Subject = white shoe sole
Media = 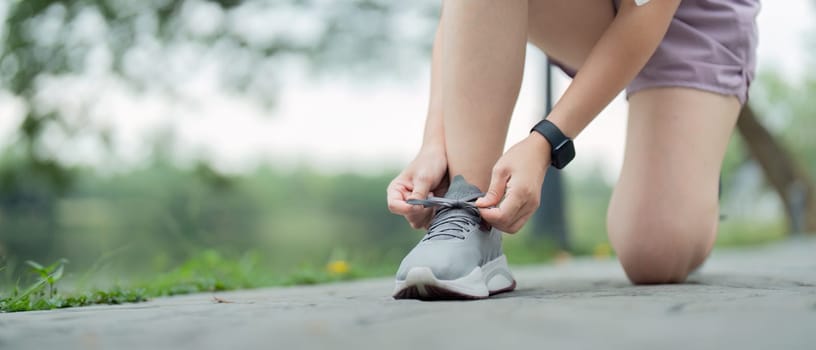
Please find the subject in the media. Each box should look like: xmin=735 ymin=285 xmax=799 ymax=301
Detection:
xmin=392 ymin=255 xmax=516 ymax=300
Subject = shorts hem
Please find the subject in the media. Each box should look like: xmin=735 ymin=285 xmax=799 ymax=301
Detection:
xmin=625 ymin=80 xmax=749 ymax=105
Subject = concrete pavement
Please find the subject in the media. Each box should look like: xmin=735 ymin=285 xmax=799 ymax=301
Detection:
xmin=1 ymin=238 xmax=814 ymax=350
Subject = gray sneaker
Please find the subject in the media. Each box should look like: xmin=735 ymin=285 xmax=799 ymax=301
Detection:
xmin=393 ymin=175 xmax=516 ymax=300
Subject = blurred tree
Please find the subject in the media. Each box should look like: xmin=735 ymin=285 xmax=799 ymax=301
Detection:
xmin=740 ymin=43 xmax=816 ymax=235
xmin=0 ymin=0 xmax=438 ymax=264
xmin=737 ymin=106 xmax=815 ymax=233
xmin=736 ymin=6 xmax=816 ymax=234
xmin=0 ymin=0 xmax=437 ymax=187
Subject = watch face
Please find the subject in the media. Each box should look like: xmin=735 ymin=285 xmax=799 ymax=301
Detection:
xmin=552 ymin=140 xmax=575 ymax=169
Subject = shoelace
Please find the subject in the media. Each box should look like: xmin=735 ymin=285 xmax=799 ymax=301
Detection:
xmin=407 ymin=194 xmax=483 ymax=240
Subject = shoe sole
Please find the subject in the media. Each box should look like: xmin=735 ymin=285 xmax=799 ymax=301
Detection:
xmin=392 ymin=255 xmax=516 ymax=301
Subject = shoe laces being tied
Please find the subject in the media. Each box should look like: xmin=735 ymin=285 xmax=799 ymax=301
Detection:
xmin=407 ymin=193 xmax=484 ymax=241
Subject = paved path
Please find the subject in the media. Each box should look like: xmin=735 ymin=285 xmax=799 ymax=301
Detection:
xmin=1 ymin=238 xmax=815 ymax=350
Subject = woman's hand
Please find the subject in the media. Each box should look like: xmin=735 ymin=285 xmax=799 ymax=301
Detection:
xmin=475 ymin=134 xmax=551 ymax=233
xmin=387 ymin=145 xmax=449 ymax=229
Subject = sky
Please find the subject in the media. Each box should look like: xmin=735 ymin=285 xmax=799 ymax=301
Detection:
xmin=0 ymin=0 xmax=813 ymax=182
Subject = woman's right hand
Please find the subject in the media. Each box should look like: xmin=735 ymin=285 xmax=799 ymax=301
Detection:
xmin=387 ymin=146 xmax=449 ymax=229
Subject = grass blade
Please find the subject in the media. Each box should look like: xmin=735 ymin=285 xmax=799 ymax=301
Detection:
xmin=25 ymin=261 xmax=44 ymax=271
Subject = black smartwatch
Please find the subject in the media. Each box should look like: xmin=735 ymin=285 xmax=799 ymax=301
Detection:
xmin=530 ymin=119 xmax=575 ymax=169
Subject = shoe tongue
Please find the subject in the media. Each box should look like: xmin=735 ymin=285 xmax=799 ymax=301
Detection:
xmin=424 ymin=175 xmax=483 ymax=241
xmin=443 ymin=175 xmax=483 ymax=201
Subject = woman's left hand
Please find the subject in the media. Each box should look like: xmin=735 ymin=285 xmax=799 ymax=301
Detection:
xmin=475 ymin=133 xmax=552 ymax=233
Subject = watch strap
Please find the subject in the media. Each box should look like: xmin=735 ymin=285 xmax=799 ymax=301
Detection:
xmin=531 ymin=119 xmax=575 ymax=169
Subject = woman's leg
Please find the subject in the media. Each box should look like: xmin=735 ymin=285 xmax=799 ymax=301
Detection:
xmin=441 ymin=0 xmax=528 ymax=190
xmin=441 ymin=0 xmax=616 ymax=191
xmin=607 ymin=88 xmax=741 ymax=284
xmin=527 ymin=0 xmax=615 ymax=70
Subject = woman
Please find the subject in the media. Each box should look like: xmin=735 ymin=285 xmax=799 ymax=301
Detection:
xmin=386 ymin=0 xmax=760 ymax=300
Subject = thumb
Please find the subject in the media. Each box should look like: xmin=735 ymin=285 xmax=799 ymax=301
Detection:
xmin=409 ymin=175 xmax=433 ymax=200
xmin=476 ymin=168 xmax=508 ymax=208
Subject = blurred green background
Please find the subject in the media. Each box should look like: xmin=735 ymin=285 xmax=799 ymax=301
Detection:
xmin=0 ymin=0 xmax=814 ymax=309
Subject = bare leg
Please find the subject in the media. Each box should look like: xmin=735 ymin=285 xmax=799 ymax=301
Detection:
xmin=607 ymin=88 xmax=740 ymax=284
xmin=527 ymin=0 xmax=614 ymax=70
xmin=439 ymin=0 xmax=616 ymax=191
xmin=441 ymin=0 xmax=528 ymax=190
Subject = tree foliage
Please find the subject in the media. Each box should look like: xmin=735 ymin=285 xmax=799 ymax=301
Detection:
xmin=0 ymin=0 xmax=436 ymax=187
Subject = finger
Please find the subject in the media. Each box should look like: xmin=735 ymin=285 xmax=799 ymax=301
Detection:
xmin=503 ymin=182 xmax=541 ymax=232
xmin=506 ymin=187 xmax=534 ymax=225
xmin=506 ymin=206 xmax=536 ymax=234
xmin=392 ymin=193 xmax=432 ymax=229
xmin=405 ymin=216 xmax=423 ymax=229
xmin=503 ymin=195 xmax=529 ymax=231
xmin=480 ymin=190 xmax=525 ymax=230
xmin=475 ymin=166 xmax=509 ymax=208
xmin=405 ymin=190 xmax=437 ymax=228
xmin=406 ymin=209 xmax=434 ymax=229
xmin=387 ymin=182 xmax=414 ymax=214
xmin=478 ymin=207 xmax=502 ymax=227
xmin=409 ymin=173 xmax=434 ymax=200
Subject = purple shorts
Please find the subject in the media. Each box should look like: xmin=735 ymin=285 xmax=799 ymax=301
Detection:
xmin=554 ymin=0 xmax=760 ymax=104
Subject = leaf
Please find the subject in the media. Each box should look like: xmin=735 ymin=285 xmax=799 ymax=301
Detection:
xmin=44 ymin=259 xmax=69 ymax=274
xmin=25 ymin=261 xmax=48 ymax=279
xmin=25 ymin=260 xmax=44 ymax=271
xmin=51 ymin=265 xmax=64 ymax=283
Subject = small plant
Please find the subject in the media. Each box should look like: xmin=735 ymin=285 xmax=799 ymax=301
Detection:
xmin=1 ymin=252 xmax=391 ymax=313
xmin=26 ymin=259 xmax=68 ymax=299
xmin=1 ymin=258 xmax=70 ymax=312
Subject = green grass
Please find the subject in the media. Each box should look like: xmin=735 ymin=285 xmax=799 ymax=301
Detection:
xmin=0 ymin=251 xmax=389 ymax=313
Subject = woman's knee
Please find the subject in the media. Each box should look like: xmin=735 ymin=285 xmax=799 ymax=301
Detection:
xmin=607 ymin=204 xmax=717 ymax=284
xmin=605 ymin=88 xmax=738 ymax=285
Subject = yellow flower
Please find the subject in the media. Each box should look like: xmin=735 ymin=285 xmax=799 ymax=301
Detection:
xmin=326 ymin=260 xmax=350 ymax=275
